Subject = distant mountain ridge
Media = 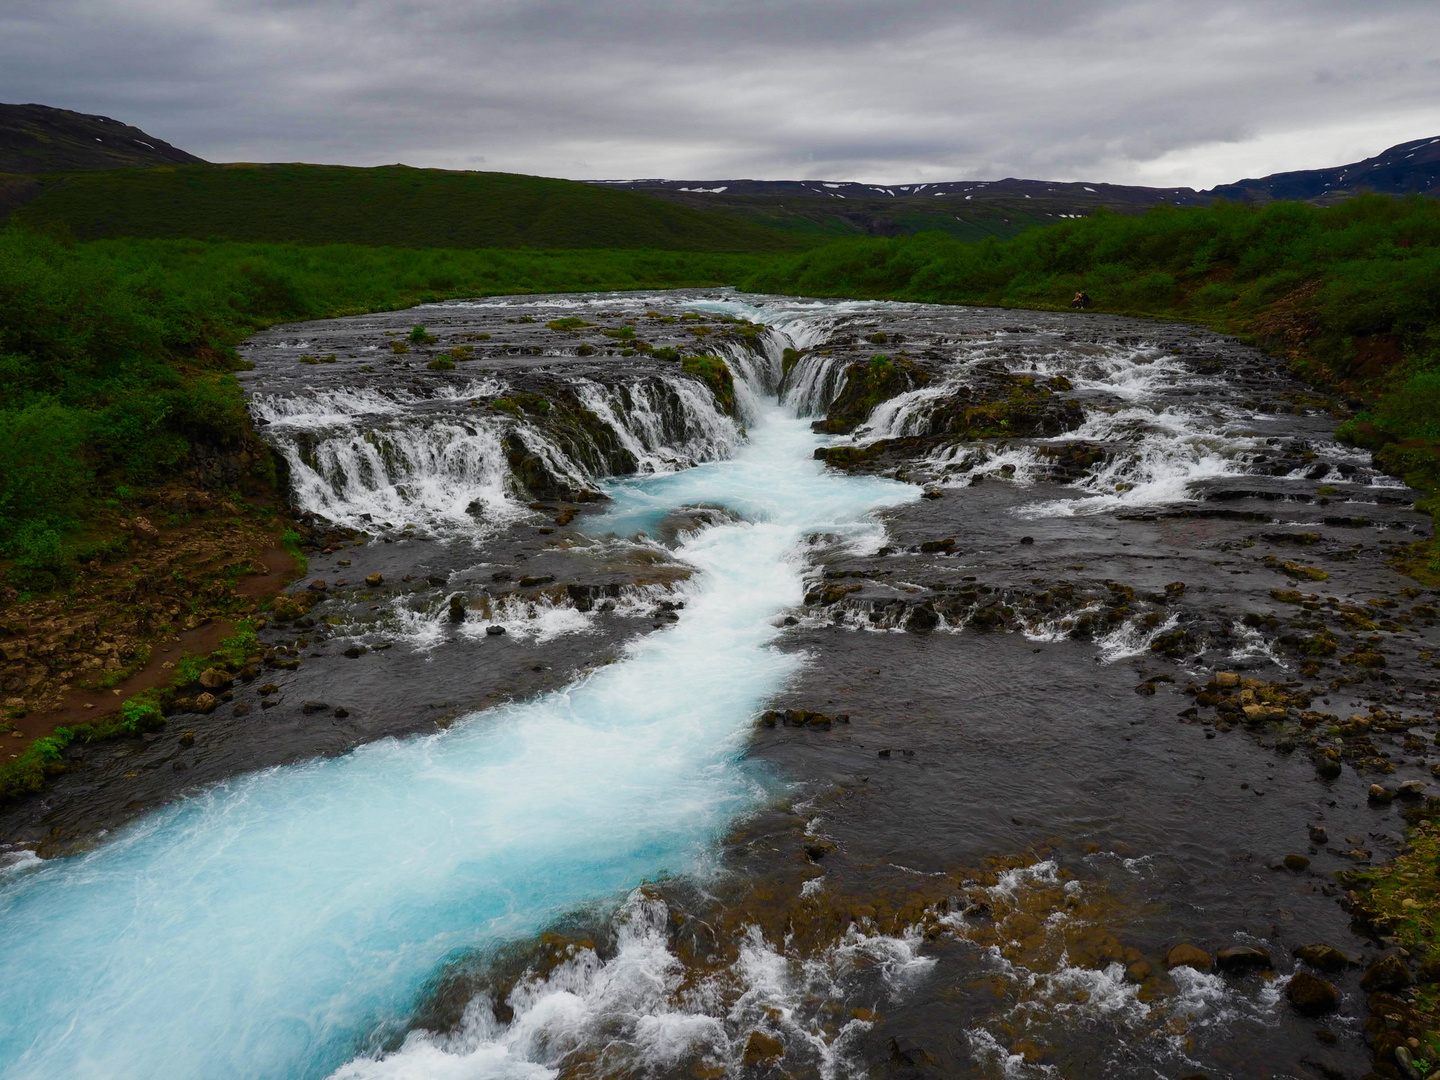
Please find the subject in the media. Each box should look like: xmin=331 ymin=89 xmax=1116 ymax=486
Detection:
xmin=0 ymin=103 xmax=205 ymax=174
xmin=2 ymin=101 xmax=1438 ymax=245
xmin=591 ymin=136 xmax=1440 ymax=239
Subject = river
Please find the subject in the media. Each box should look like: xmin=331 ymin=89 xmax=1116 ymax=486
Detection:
xmin=0 ymin=290 xmax=1433 ymax=1079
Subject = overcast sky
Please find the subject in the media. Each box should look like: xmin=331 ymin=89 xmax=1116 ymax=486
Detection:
xmin=5 ymin=0 xmax=1440 ymax=188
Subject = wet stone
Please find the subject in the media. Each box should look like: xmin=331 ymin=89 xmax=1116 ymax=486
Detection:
xmin=1361 ymin=954 xmax=1415 ymax=992
xmin=1165 ymin=943 xmax=1213 ymax=972
xmin=1215 ymin=945 xmax=1272 ymax=972
xmin=1295 ymin=944 xmax=1351 ymax=973
xmin=1287 ymin=972 xmax=1340 ymax=1016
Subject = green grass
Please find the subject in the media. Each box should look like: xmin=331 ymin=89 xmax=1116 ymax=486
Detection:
xmin=0 ymin=230 xmax=783 ymax=578
xmin=10 ymin=163 xmax=807 ymax=252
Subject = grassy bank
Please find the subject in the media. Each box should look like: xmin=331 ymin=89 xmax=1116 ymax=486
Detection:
xmin=7 ymin=163 xmax=807 ymax=252
xmin=746 ymin=194 xmax=1440 ymax=548
xmin=0 ymin=231 xmax=779 ymax=582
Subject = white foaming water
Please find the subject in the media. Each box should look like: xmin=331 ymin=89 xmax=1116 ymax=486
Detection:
xmin=0 ymin=403 xmax=916 ymax=1080
xmin=260 ymin=371 xmax=744 ymax=534
xmin=1016 ymin=406 xmax=1258 ymax=518
xmin=333 ymin=890 xmax=932 ymax=1080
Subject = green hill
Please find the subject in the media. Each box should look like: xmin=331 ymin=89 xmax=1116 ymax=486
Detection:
xmin=6 ymin=163 xmax=807 ymax=252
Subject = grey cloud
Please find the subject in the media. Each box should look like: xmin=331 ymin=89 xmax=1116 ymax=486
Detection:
xmin=4 ymin=0 xmax=1440 ymax=186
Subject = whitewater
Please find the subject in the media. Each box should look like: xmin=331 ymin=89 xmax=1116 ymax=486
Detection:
xmin=0 ymin=384 xmax=915 ymax=1078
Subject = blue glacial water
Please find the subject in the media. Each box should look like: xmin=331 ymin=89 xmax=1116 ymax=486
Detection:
xmin=0 ymin=400 xmax=915 ymax=1080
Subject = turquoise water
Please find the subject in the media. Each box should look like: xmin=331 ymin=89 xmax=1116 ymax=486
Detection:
xmin=0 ymin=402 xmax=914 ymax=1080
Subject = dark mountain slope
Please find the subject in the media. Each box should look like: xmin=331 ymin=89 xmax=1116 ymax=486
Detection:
xmin=0 ymin=103 xmax=205 ymax=174
xmin=1205 ymin=134 xmax=1440 ymax=203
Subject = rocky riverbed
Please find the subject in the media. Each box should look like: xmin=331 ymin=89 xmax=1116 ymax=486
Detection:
xmin=2 ymin=289 xmax=1438 ymax=1080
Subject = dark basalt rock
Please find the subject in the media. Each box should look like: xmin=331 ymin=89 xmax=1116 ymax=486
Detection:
xmin=1360 ymin=954 xmax=1414 ymax=992
xmin=1294 ymin=944 xmax=1350 ymax=973
xmin=1287 ymin=972 xmax=1340 ymax=1016
xmin=1215 ymin=945 xmax=1272 ymax=972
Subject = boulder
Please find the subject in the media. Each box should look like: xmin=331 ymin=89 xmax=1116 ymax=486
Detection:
xmin=1368 ymin=784 xmax=1395 ymax=804
xmin=130 ymin=516 xmax=161 ymax=545
xmin=1216 ymin=945 xmax=1272 ymax=973
xmin=1398 ymin=780 xmax=1427 ymax=799
xmin=1360 ymin=954 xmax=1414 ymax=992
xmin=905 ymin=604 xmax=940 ymax=632
xmin=1286 ymin=972 xmax=1339 ymax=1016
xmin=1214 ymin=672 xmax=1241 ymax=688
xmin=1294 ymin=944 xmax=1350 ymax=972
xmin=197 ymin=667 xmax=232 ymax=690
xmin=485 ymin=625 xmax=507 ymax=636
xmin=1164 ymin=943 xmax=1213 ymax=972
xmin=364 ymin=573 xmax=383 ymax=587
xmin=193 ymin=693 xmax=218 ymax=714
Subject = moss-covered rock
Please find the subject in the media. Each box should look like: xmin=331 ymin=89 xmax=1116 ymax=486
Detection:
xmin=680 ymin=355 xmax=736 ymax=415
xmin=816 ymin=355 xmax=930 ymax=434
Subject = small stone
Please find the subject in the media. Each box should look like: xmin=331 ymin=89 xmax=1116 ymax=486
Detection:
xmin=742 ymin=1031 xmax=784 ymax=1067
xmin=1283 ymin=854 xmax=1311 ymax=872
xmin=193 ymin=693 xmax=218 ymax=713
xmin=1126 ymin=960 xmax=1152 ymax=983
xmin=485 ymin=625 xmax=506 ymax=636
xmin=333 ymin=707 xmax=349 ymax=718
xmin=301 ymin=701 xmax=329 ymax=715
xmin=179 ymin=731 xmax=195 ymax=747
xmin=1294 ymin=944 xmax=1350 ymax=972
xmin=1214 ymin=672 xmax=1241 ymax=688
xmin=1308 ymin=825 xmax=1329 ymax=845
xmin=309 ymin=579 xmax=328 ymax=591
xmin=877 ymin=748 xmax=891 ymax=758
xmin=920 ymin=488 xmax=943 ymax=500
xmin=261 ymin=699 xmax=278 ymax=709
xmin=365 ymin=573 xmax=383 ymax=587
xmin=1164 ymin=943 xmax=1213 ymax=972
xmin=1216 ymin=945 xmax=1272 ymax=972
xmin=1370 ymin=784 xmax=1396 ymax=804
xmin=1287 ymin=972 xmax=1339 ymax=1016
xmin=343 ymin=646 xmax=364 ymax=659
xmin=448 ymin=596 xmax=467 ymax=623
xmin=258 ymin=683 xmax=280 ymax=695
xmin=1398 ymin=780 xmax=1427 ymax=799
xmin=1361 ymin=954 xmax=1414 ymax=992
xmin=1019 ymin=536 xmax=1034 ymax=545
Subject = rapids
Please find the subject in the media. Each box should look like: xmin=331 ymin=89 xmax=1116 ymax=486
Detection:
xmin=0 ymin=338 xmax=914 ymax=1078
